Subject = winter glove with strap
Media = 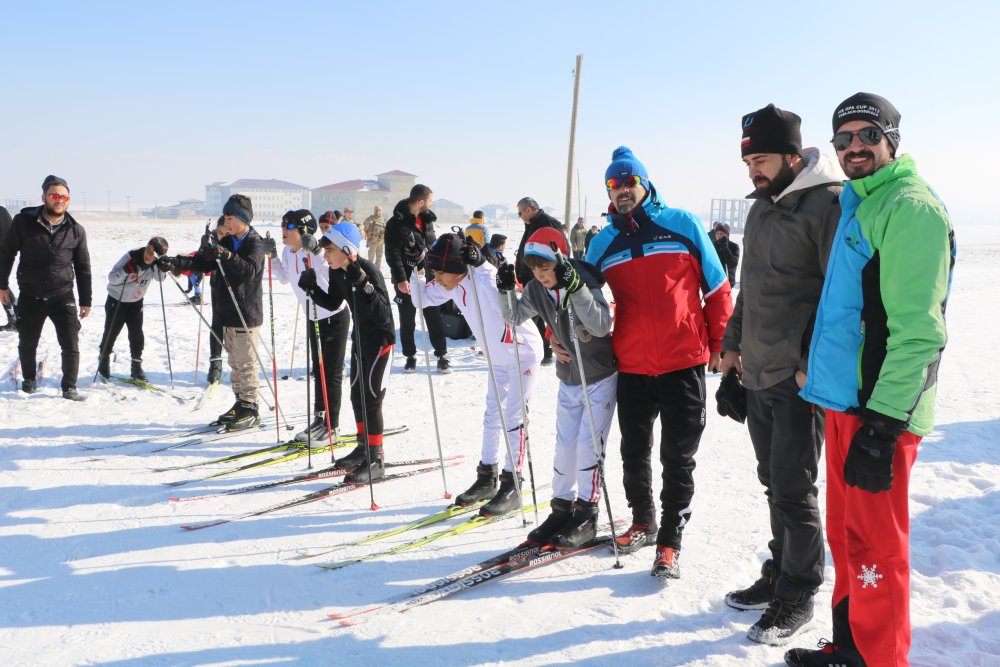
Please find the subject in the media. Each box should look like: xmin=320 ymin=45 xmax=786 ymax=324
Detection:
xmin=844 ymin=409 xmax=907 ymax=493
xmin=298 ymin=267 xmax=317 ymax=293
xmin=460 ymin=242 xmax=486 ymax=267
xmin=496 ymin=263 xmax=516 ymax=293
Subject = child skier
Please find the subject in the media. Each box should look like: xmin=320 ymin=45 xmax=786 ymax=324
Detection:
xmin=411 ymin=232 xmax=543 ymax=516
xmin=500 ymin=227 xmax=617 ymax=548
xmin=97 ymin=236 xmax=170 ymax=381
xmin=298 ymin=222 xmax=395 ymax=484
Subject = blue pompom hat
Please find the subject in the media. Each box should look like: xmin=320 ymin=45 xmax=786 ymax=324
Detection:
xmin=604 ymin=146 xmax=650 ymax=190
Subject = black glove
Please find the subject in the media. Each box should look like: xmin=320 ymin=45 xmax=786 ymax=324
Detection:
xmin=555 ymin=259 xmax=582 ymax=294
xmin=171 ymin=255 xmax=195 ymax=272
xmin=298 ymin=267 xmax=317 ymax=292
xmin=715 ymin=368 xmax=747 ymax=423
xmin=844 ymin=410 xmax=907 ymax=493
xmin=460 ymin=242 xmax=485 ymax=267
xmin=262 ymin=236 xmax=278 ymax=259
xmin=496 ymin=263 xmax=516 ymax=293
xmin=345 ymin=260 xmax=366 ymax=286
xmin=156 ymin=255 xmax=175 ymax=272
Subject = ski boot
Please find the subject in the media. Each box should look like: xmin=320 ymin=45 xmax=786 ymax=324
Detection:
xmin=403 ymin=356 xmax=417 ymax=373
xmin=479 ymin=470 xmax=523 ymax=517
xmin=523 ymin=497 xmax=573 ymax=545
xmin=550 ymin=499 xmax=598 ymax=550
xmin=454 ymin=462 xmax=498 ymax=506
xmin=227 ymin=400 xmax=260 ymax=431
xmin=130 ymin=358 xmax=147 ymax=382
xmin=335 ymin=444 xmax=370 ymax=470
xmin=63 ymin=387 xmax=86 ymax=402
xmin=295 ymin=413 xmax=336 ymax=448
xmin=22 ymin=378 xmax=36 ymax=394
xmin=97 ymin=354 xmax=111 ymax=380
xmin=345 ymin=446 xmax=384 ymax=484
xmin=214 ymin=400 xmax=241 ymax=426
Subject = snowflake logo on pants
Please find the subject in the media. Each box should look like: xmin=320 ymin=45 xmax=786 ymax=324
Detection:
xmin=857 ymin=563 xmax=884 ymax=589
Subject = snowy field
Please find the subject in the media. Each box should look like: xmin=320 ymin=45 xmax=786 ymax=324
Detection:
xmin=1 ymin=217 xmax=997 ymax=667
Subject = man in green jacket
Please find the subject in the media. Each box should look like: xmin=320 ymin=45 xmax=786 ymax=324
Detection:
xmin=721 ymin=103 xmax=843 ymax=647
xmin=787 ymin=94 xmax=955 ymax=667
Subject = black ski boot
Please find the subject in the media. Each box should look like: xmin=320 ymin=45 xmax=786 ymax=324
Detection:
xmin=479 ymin=470 xmax=523 ymax=517
xmin=130 ymin=358 xmax=147 ymax=382
xmin=550 ymin=499 xmax=598 ymax=550
xmin=63 ymin=387 xmax=86 ymax=402
xmin=215 ymin=400 xmax=241 ymax=426
xmin=748 ymin=592 xmax=814 ymax=646
xmin=523 ymin=497 xmax=573 ymax=545
xmin=725 ymin=560 xmax=777 ymax=610
xmin=784 ymin=640 xmax=863 ymax=667
xmin=227 ymin=400 xmax=260 ymax=431
xmin=97 ymin=354 xmax=111 ymax=379
xmin=295 ymin=413 xmax=333 ymax=446
xmin=403 ymin=356 xmax=417 ymax=373
xmin=207 ymin=357 xmax=223 ymax=384
xmin=22 ymin=378 xmax=36 ymax=394
xmin=345 ymin=446 xmax=384 ymax=483
xmin=335 ymin=444 xmax=370 ymax=470
xmin=454 ymin=462 xmax=499 ymax=506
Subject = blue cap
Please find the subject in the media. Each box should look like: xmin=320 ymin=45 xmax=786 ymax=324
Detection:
xmin=321 ymin=221 xmax=362 ymax=255
xmin=604 ymin=146 xmax=649 ymax=189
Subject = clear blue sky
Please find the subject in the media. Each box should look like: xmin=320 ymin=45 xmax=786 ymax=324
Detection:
xmin=3 ymin=0 xmax=997 ymax=224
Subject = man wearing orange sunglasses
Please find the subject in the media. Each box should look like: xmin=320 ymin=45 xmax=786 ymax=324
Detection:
xmin=585 ymin=147 xmax=733 ymax=579
xmin=0 ymin=174 xmax=92 ymax=400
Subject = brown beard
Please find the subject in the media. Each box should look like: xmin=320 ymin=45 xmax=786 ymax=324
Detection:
xmin=754 ymin=160 xmax=797 ymax=198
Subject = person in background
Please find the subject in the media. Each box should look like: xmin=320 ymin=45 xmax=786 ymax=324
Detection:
xmin=584 ymin=225 xmax=600 ymax=253
xmin=97 ymin=236 xmax=170 ymax=382
xmin=0 ymin=205 xmax=16 ymax=332
xmin=0 ymin=175 xmax=92 ymax=400
xmin=712 ymin=222 xmax=740 ymax=287
xmin=363 ymin=205 xmax=386 ymax=268
xmin=465 ymin=210 xmax=490 ymax=248
xmin=513 ymin=197 xmax=563 ymax=366
xmin=344 ymin=207 xmax=361 ymax=240
xmin=787 ymin=93 xmax=955 ymax=667
xmin=318 ymin=211 xmax=337 ymax=235
xmin=570 ymin=217 xmax=588 ymax=259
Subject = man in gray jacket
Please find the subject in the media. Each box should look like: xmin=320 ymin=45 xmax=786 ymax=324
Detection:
xmin=720 ymin=104 xmax=843 ymax=646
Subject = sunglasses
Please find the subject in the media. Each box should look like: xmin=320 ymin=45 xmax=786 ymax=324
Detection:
xmin=606 ymin=175 xmax=642 ymax=190
xmin=831 ymin=126 xmax=885 ymax=151
xmin=284 ymin=222 xmax=301 ymax=230
xmin=47 ymin=193 xmax=70 ymax=203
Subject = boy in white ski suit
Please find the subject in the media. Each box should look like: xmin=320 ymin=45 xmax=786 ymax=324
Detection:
xmin=411 ymin=232 xmax=543 ymax=516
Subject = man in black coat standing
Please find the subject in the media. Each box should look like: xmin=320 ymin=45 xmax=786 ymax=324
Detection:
xmin=513 ymin=197 xmax=563 ymax=365
xmin=0 ymin=175 xmax=92 ymax=399
xmin=383 ymin=183 xmax=451 ymax=374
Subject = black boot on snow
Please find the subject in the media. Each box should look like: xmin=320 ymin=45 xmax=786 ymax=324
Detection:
xmin=214 ymin=400 xmax=241 ymax=426
xmin=550 ymin=499 xmax=598 ymax=550
xmin=335 ymin=444 xmax=370 ymax=470
xmin=227 ymin=400 xmax=260 ymax=431
xmin=97 ymin=354 xmax=111 ymax=379
xmin=455 ymin=462 xmax=499 ymax=506
xmin=206 ymin=358 xmax=223 ymax=385
xmin=725 ymin=560 xmax=777 ymax=610
xmin=479 ymin=470 xmax=523 ymax=517
xmin=523 ymin=497 xmax=573 ymax=545
xmin=130 ymin=358 xmax=147 ymax=382
xmin=747 ymin=592 xmax=814 ymax=646
xmin=22 ymin=378 xmax=37 ymax=394
xmin=345 ymin=447 xmax=384 ymax=484
xmin=784 ymin=640 xmax=863 ymax=667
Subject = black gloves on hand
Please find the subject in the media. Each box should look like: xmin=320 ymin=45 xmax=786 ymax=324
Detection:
xmin=844 ymin=410 xmax=907 ymax=493
xmin=460 ymin=242 xmax=486 ymax=267
xmin=496 ymin=263 xmax=516 ymax=293
xmin=345 ymin=260 xmax=366 ymax=286
xmin=298 ymin=267 xmax=317 ymax=292
xmin=262 ymin=236 xmax=278 ymax=259
xmin=403 ymin=232 xmax=425 ymax=268
xmin=156 ymin=255 xmax=175 ymax=272
xmin=555 ymin=259 xmax=582 ymax=294
xmin=715 ymin=368 xmax=747 ymax=423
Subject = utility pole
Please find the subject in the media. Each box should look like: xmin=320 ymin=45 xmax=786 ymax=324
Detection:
xmin=564 ymin=54 xmax=583 ymax=233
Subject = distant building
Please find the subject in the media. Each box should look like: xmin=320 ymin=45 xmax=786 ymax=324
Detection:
xmin=311 ymin=170 xmax=417 ymax=218
xmin=205 ymin=179 xmax=310 ymax=221
xmin=478 ymin=203 xmax=510 ymax=223
xmin=709 ymin=198 xmax=751 ymax=232
xmin=144 ymin=199 xmax=205 ymax=219
xmin=2 ymin=198 xmax=32 ymax=213
xmin=432 ymin=198 xmax=466 ymax=228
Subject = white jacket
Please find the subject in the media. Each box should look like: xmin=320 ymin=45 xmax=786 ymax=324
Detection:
xmin=271 ymin=245 xmax=345 ymax=319
xmin=412 ymin=263 xmax=543 ymax=367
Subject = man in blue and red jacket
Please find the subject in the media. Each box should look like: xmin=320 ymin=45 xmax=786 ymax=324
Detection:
xmin=586 ymin=146 xmax=733 ymax=578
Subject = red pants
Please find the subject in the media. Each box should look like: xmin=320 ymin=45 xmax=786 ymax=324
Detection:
xmin=826 ymin=410 xmax=921 ymax=667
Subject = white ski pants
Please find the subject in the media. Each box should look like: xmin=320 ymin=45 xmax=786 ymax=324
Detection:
xmin=481 ymin=362 xmax=537 ymax=473
xmin=552 ymin=373 xmax=618 ymax=503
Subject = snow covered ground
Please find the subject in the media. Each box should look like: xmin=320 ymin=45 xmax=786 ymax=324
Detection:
xmin=1 ymin=217 xmax=997 ymax=667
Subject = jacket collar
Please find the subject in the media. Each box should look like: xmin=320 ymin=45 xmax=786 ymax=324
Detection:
xmin=847 ymin=154 xmax=917 ymax=200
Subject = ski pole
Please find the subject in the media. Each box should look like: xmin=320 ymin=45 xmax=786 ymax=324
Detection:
xmin=305 ymin=291 xmax=313 ymax=470
xmin=194 ymin=278 xmax=203 ymax=385
xmin=157 ymin=268 xmax=175 ymax=389
xmin=551 ymin=243 xmax=623 ymax=569
xmin=503 ymin=288 xmax=539 ymax=523
xmin=303 ymin=248 xmax=336 ymax=462
xmin=93 ymin=276 xmax=129 ymax=384
xmin=408 ymin=236 xmax=451 ymax=500
xmin=350 ymin=281 xmax=379 ymax=511
xmin=266 ymin=234 xmax=279 ymax=444
xmin=461 ymin=260 xmax=528 ymax=526
xmin=285 ymin=305 xmax=299 ymax=380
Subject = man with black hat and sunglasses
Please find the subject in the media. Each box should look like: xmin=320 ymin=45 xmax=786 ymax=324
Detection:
xmin=0 ymin=175 xmax=92 ymax=400
xmin=97 ymin=236 xmax=170 ymax=382
xmin=719 ymin=104 xmax=844 ymax=648
xmin=268 ymin=209 xmax=350 ymax=444
xmin=786 ymin=94 xmax=955 ymax=667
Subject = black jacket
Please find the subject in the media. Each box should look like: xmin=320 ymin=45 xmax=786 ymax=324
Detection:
xmin=0 ymin=206 xmax=92 ymax=306
xmin=383 ymin=199 xmax=438 ymax=287
xmin=307 ymin=257 xmax=395 ymax=348
xmin=713 ymin=236 xmax=740 ymax=286
xmin=514 ymin=209 xmax=564 ymax=286
xmin=189 ymin=227 xmax=265 ymax=327
xmin=0 ymin=206 xmax=12 ymax=243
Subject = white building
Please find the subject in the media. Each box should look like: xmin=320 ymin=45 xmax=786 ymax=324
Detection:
xmin=205 ymin=179 xmax=310 ymax=221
